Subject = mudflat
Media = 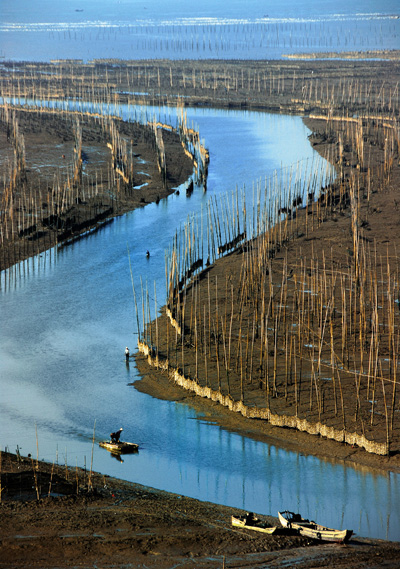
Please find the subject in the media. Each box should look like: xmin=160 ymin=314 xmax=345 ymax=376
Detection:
xmin=1 ymin=451 xmax=400 ymax=569
xmin=1 ymin=56 xmax=400 ymax=566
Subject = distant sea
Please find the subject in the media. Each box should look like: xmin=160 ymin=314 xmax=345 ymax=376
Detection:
xmin=0 ymin=0 xmax=399 ymax=62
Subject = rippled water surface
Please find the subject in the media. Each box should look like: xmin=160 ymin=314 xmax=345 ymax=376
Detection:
xmin=1 ymin=104 xmax=399 ymax=542
xmin=1 ymin=0 xmax=400 ymax=542
xmin=0 ymin=0 xmax=399 ymax=61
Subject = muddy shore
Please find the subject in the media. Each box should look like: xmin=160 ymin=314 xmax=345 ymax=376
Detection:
xmin=1 ymin=450 xmax=400 ymax=569
xmin=2 ymin=57 xmax=399 ymax=270
xmin=0 ymin=107 xmax=195 ymax=271
xmin=1 ymin=57 xmax=400 ymax=566
xmin=134 ymin=108 xmax=400 ymax=474
xmin=134 ymin=351 xmax=400 ymax=476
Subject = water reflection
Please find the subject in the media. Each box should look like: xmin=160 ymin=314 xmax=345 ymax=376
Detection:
xmin=0 ymin=107 xmax=399 ymax=541
xmin=121 ymin=410 xmax=399 ymax=541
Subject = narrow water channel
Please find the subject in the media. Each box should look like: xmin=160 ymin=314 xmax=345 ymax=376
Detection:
xmin=1 ymin=106 xmax=399 ymax=541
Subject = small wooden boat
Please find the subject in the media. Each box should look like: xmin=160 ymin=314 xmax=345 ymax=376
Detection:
xmin=231 ymin=513 xmax=277 ymax=534
xmin=99 ymin=440 xmax=139 ymax=454
xmin=278 ymin=511 xmax=352 ymax=543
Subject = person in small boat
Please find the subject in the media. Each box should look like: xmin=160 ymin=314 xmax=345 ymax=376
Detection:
xmin=110 ymin=427 xmax=123 ymax=444
xmin=125 ymin=346 xmax=130 ymax=361
xmin=245 ymin=512 xmax=255 ymax=525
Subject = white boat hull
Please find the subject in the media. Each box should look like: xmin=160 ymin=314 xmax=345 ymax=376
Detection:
xmin=278 ymin=511 xmax=352 ymax=543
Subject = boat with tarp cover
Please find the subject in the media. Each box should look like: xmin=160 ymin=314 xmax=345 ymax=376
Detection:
xmin=231 ymin=512 xmax=277 ymax=534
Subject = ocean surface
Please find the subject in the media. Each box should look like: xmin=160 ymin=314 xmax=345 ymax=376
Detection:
xmin=0 ymin=0 xmax=399 ymax=62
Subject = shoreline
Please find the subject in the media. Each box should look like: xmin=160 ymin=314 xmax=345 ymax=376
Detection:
xmin=1 ymin=56 xmax=400 ymax=567
xmin=2 ymin=58 xmax=400 ymax=473
xmin=0 ymin=105 xmax=196 ymax=272
xmin=131 ymin=109 xmax=400 ymax=474
xmin=2 ymin=450 xmax=400 ymax=568
xmin=133 ymin=352 xmax=400 ymax=475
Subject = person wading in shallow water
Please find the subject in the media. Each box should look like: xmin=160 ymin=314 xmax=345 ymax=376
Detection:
xmin=125 ymin=346 xmax=130 ymax=361
xmin=110 ymin=428 xmax=123 ymax=444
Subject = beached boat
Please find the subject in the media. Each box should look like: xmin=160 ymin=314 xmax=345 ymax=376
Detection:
xmin=99 ymin=440 xmax=139 ymax=454
xmin=278 ymin=511 xmax=353 ymax=543
xmin=231 ymin=513 xmax=277 ymax=534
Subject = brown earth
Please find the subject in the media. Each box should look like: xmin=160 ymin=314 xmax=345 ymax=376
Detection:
xmin=1 ymin=57 xmax=400 ymax=567
xmin=1 ymin=451 xmax=400 ymax=569
xmin=2 ymin=58 xmax=399 ymax=274
xmin=134 ymin=111 xmax=400 ymax=473
xmin=2 ymin=58 xmax=399 ymax=116
xmin=0 ymin=107 xmax=194 ymax=271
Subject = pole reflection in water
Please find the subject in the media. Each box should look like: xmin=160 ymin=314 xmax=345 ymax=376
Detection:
xmin=0 ymin=107 xmax=399 ymax=542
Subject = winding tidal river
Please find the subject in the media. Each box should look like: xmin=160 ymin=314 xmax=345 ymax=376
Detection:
xmin=1 ymin=106 xmax=399 ymax=542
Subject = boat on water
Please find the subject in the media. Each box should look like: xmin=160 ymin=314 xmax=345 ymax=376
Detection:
xmin=99 ymin=440 xmax=139 ymax=454
xmin=278 ymin=511 xmax=353 ymax=543
xmin=231 ymin=513 xmax=277 ymax=534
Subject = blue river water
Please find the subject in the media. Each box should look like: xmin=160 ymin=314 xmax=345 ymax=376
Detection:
xmin=1 ymin=0 xmax=400 ymax=544
xmin=0 ymin=103 xmax=399 ymax=542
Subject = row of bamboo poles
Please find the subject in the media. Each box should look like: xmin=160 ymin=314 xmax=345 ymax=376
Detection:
xmin=137 ymin=111 xmax=399 ymax=455
xmin=0 ymin=107 xmax=116 ymax=260
xmin=0 ymin=97 xmax=205 ymax=271
xmin=1 ymin=61 xmax=399 ymax=453
xmin=47 ymin=17 xmax=395 ymax=56
xmin=1 ymin=60 xmax=398 ymax=117
xmin=44 ymin=15 xmax=396 ymax=57
xmin=0 ymin=63 xmax=396 ymax=209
